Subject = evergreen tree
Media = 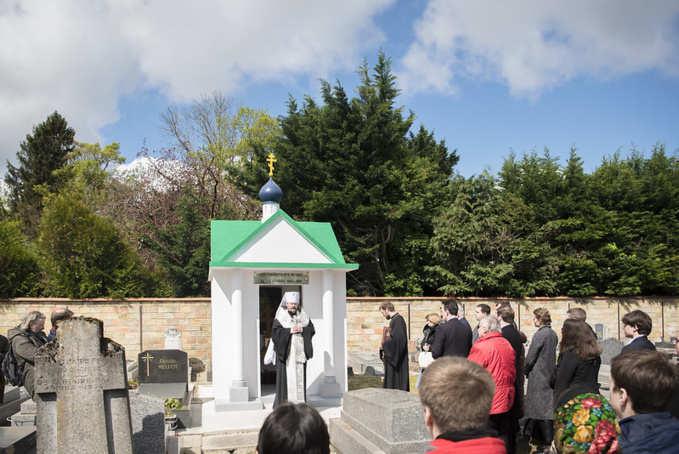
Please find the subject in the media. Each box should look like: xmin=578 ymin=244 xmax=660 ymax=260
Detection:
xmin=39 ymin=189 xmax=166 ymax=298
xmin=142 ymin=189 xmax=211 ymax=297
xmin=4 ymin=112 xmax=75 ymax=234
xmin=234 ymin=52 xmax=457 ymax=296
xmin=0 ymin=220 xmax=42 ymax=297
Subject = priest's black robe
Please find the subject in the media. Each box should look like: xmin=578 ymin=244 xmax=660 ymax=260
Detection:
xmin=382 ymin=313 xmax=409 ymax=391
xmin=271 ymin=318 xmax=315 ymax=408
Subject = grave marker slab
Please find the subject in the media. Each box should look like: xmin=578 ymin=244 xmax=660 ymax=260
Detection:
xmin=329 ymin=388 xmax=429 ymax=454
xmin=34 ymin=317 xmax=133 ymax=454
xmin=138 ymin=350 xmax=188 ymax=399
xmin=599 ymin=338 xmax=624 ymax=365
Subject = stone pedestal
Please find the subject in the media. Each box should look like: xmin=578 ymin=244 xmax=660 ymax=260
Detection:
xmin=329 ymin=388 xmax=429 ymax=454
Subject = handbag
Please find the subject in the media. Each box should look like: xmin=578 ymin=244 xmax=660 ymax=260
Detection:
xmin=264 ymin=340 xmax=276 ymax=365
xmin=418 ymin=351 xmax=434 ymax=369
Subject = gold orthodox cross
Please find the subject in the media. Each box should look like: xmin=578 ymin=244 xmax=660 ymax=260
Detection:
xmin=266 ymin=153 xmax=276 ymax=176
xmin=142 ymin=352 xmax=154 ymax=376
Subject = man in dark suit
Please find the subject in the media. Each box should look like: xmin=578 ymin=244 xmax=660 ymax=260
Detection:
xmin=497 ymin=306 xmax=524 ymax=454
xmin=431 ymin=299 xmax=472 ymax=359
xmin=621 ymin=310 xmax=656 ymax=351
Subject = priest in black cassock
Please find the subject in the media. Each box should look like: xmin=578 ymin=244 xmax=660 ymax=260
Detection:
xmin=379 ymin=301 xmax=409 ymax=391
xmin=271 ymin=291 xmax=315 ymax=408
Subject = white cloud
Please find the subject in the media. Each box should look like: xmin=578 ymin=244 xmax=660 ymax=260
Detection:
xmin=399 ymin=0 xmax=679 ymax=97
xmin=0 ymin=0 xmax=393 ymax=173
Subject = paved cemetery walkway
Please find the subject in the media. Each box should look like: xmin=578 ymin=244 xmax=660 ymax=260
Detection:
xmin=175 ymin=384 xmax=341 ymax=453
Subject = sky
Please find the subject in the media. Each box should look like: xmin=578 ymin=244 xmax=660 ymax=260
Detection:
xmin=1 ymin=0 xmax=679 ymax=178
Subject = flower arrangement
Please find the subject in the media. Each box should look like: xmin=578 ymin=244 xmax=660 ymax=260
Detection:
xmin=554 ymin=393 xmax=621 ymax=453
xmin=164 ymin=398 xmax=184 ymax=417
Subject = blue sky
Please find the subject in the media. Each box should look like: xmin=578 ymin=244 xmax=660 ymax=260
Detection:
xmin=2 ymin=0 xmax=678 ymax=178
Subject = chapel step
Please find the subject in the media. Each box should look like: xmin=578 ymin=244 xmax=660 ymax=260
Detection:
xmin=185 ymin=429 xmax=259 ymax=453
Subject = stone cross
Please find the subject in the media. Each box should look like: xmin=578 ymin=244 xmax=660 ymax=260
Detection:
xmin=34 ymin=317 xmax=133 ymax=453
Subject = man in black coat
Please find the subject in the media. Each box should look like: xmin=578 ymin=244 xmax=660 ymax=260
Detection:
xmin=431 ymin=299 xmax=472 ymax=359
xmin=498 ymin=306 xmax=525 ymax=454
xmin=379 ymin=301 xmax=409 ymax=391
xmin=621 ymin=310 xmax=656 ymax=351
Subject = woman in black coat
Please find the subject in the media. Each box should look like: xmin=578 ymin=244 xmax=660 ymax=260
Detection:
xmin=550 ymin=318 xmax=602 ymax=409
xmin=415 ymin=313 xmax=440 ymax=388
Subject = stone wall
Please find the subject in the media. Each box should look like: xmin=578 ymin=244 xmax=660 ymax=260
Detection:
xmin=347 ymin=296 xmax=679 ymax=354
xmin=2 ymin=296 xmax=678 ymax=374
xmin=0 ymin=298 xmax=212 ymax=376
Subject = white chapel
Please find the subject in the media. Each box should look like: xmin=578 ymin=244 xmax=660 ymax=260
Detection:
xmin=209 ymin=166 xmax=358 ymax=410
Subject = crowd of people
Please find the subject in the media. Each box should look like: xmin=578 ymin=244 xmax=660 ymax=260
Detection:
xmin=409 ymin=301 xmax=679 ymax=453
xmin=5 ymin=300 xmax=679 ymax=454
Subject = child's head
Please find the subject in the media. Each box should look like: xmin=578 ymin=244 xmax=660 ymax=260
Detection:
xmin=256 ymin=402 xmax=330 ymax=454
xmin=610 ymin=349 xmax=679 ymax=418
xmin=621 ymin=309 xmax=653 ymax=337
xmin=419 ymin=357 xmax=495 ymax=438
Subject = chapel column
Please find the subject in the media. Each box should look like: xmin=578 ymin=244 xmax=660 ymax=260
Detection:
xmin=320 ymin=270 xmax=341 ymax=398
xmin=229 ymin=270 xmax=248 ymax=402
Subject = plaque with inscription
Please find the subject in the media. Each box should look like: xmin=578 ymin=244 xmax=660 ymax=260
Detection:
xmin=138 ymin=350 xmax=188 ymax=384
xmin=138 ymin=350 xmax=189 ymax=400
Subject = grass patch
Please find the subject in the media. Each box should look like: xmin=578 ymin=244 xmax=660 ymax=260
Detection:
xmin=347 ymin=372 xmax=420 ymax=394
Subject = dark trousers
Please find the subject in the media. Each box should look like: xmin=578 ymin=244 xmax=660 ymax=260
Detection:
xmin=488 ymin=411 xmax=514 ymax=454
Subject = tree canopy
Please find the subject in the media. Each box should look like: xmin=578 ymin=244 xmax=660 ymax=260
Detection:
xmin=235 ymin=52 xmax=458 ymax=295
xmin=4 ymin=111 xmax=75 ymax=235
xmin=430 ymin=145 xmax=679 ymax=297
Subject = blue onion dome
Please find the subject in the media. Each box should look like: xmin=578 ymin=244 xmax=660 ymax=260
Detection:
xmin=259 ymin=177 xmax=283 ymax=203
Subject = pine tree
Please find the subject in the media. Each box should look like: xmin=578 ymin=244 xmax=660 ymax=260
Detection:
xmin=4 ymin=111 xmax=75 ymax=234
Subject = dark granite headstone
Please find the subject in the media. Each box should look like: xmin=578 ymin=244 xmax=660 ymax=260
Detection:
xmin=138 ymin=350 xmax=188 ymax=399
xmin=34 ymin=317 xmax=133 ymax=453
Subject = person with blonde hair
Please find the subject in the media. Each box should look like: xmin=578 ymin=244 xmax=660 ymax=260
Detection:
xmin=416 ymin=312 xmax=441 ymax=388
xmin=419 ymin=357 xmax=506 ymax=453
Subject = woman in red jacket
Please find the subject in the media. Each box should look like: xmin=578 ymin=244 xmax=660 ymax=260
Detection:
xmin=468 ymin=315 xmax=516 ymax=453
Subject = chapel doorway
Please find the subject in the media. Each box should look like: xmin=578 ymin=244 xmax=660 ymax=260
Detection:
xmin=259 ymin=286 xmax=281 ymax=389
xmin=259 ymin=285 xmax=302 ymax=391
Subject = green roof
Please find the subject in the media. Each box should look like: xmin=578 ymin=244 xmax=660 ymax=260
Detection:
xmin=210 ymin=210 xmax=358 ymax=270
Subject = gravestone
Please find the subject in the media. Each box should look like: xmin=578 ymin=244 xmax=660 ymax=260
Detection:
xmin=10 ymin=399 xmax=37 ymax=427
xmin=138 ymin=349 xmax=193 ymax=429
xmin=1 ymin=385 xmax=29 ymax=426
xmin=164 ymin=328 xmax=183 ymax=350
xmin=329 ymin=388 xmax=429 ymax=454
xmin=599 ymin=338 xmax=624 ymax=365
xmin=138 ymin=349 xmax=188 ymax=399
xmin=34 ymin=317 xmax=133 ymax=453
xmin=129 ymin=392 xmax=165 ymax=454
